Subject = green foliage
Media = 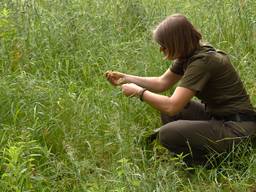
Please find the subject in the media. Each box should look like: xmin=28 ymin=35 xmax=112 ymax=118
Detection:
xmin=1 ymin=141 xmax=41 ymax=191
xmin=0 ymin=0 xmax=255 ymax=191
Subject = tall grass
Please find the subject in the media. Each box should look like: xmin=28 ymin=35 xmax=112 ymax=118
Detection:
xmin=0 ymin=0 xmax=255 ymax=191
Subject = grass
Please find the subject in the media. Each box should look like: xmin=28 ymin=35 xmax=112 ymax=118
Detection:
xmin=0 ymin=0 xmax=256 ymax=191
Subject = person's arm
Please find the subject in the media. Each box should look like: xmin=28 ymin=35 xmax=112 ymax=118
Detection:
xmin=121 ymin=84 xmax=195 ymax=116
xmin=141 ymin=87 xmax=195 ymax=116
xmin=105 ymin=69 xmax=182 ymax=93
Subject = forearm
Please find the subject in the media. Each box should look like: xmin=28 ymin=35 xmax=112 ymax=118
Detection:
xmin=124 ymin=75 xmax=166 ymax=93
xmin=121 ymin=84 xmax=194 ymax=116
xmin=141 ymin=90 xmax=179 ymax=116
xmin=106 ymin=69 xmax=181 ymax=92
xmin=140 ymin=87 xmax=194 ymax=116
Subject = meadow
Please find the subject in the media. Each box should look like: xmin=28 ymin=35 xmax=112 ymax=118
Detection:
xmin=0 ymin=0 xmax=256 ymax=191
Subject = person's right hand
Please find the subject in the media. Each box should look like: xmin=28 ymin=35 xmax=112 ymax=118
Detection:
xmin=105 ymin=71 xmax=127 ymax=86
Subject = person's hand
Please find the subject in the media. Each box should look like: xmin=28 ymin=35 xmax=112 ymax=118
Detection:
xmin=121 ymin=83 xmax=144 ymax=97
xmin=105 ymin=71 xmax=126 ymax=86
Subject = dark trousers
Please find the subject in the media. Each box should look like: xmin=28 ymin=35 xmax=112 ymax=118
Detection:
xmin=158 ymin=101 xmax=256 ymax=164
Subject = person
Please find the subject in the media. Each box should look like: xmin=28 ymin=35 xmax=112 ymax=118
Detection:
xmin=105 ymin=13 xmax=256 ymax=166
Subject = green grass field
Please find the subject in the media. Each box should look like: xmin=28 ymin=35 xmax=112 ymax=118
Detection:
xmin=0 ymin=0 xmax=256 ymax=191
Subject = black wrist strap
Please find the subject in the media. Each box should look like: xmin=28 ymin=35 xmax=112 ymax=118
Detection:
xmin=139 ymin=89 xmax=147 ymax=101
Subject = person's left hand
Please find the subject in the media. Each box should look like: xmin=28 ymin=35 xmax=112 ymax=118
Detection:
xmin=121 ymin=83 xmax=144 ymax=97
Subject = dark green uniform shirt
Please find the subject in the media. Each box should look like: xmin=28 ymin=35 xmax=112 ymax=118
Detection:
xmin=171 ymin=45 xmax=254 ymax=116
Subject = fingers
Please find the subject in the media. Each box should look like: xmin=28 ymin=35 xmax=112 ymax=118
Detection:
xmin=105 ymin=70 xmax=117 ymax=79
xmin=121 ymin=83 xmax=143 ymax=97
xmin=121 ymin=83 xmax=132 ymax=97
xmin=116 ymin=77 xmax=125 ymax=85
xmin=105 ymin=71 xmax=123 ymax=78
xmin=105 ymin=70 xmax=113 ymax=79
xmin=104 ymin=70 xmax=125 ymax=86
xmin=105 ymin=71 xmax=115 ymax=85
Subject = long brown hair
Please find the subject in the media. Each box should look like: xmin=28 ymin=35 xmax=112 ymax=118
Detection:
xmin=153 ymin=14 xmax=202 ymax=60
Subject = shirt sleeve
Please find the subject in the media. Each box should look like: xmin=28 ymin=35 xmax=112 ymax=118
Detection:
xmin=170 ymin=60 xmax=184 ymax=75
xmin=178 ymin=60 xmax=211 ymax=92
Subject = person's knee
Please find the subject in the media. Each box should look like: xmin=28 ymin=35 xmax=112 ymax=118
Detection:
xmin=159 ymin=125 xmax=180 ymax=148
xmin=158 ymin=127 xmax=168 ymax=146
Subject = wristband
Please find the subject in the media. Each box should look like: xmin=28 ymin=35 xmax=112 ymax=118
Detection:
xmin=139 ymin=88 xmax=147 ymax=101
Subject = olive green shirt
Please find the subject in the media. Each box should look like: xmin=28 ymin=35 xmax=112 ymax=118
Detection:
xmin=171 ymin=45 xmax=254 ymax=116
